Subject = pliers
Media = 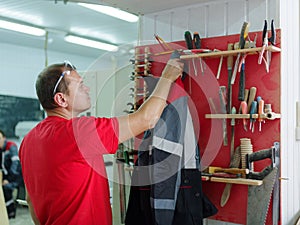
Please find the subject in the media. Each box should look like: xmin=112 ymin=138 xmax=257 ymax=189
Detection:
xmin=258 ymin=19 xmax=276 ymax=73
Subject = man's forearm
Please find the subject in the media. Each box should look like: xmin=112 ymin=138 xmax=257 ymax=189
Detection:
xmin=138 ymin=77 xmax=173 ymax=123
xmin=117 ymin=59 xmax=183 ymax=143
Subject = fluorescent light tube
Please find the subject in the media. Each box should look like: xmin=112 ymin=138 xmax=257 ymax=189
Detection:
xmin=0 ymin=20 xmax=45 ymax=36
xmin=64 ymin=35 xmax=119 ymax=52
xmin=78 ymin=3 xmax=139 ymax=23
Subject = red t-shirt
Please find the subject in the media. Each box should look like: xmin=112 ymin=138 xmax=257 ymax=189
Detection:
xmin=19 ymin=116 xmax=119 ymax=225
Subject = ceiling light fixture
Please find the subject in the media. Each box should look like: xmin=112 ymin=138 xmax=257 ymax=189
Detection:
xmin=64 ymin=35 xmax=119 ymax=52
xmin=0 ymin=19 xmax=46 ymax=36
xmin=77 ymin=3 xmax=139 ymax=23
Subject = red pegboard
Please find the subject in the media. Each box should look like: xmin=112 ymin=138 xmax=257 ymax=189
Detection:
xmin=135 ymin=29 xmax=281 ymax=225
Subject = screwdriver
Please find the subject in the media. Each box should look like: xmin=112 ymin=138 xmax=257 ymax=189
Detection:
xmin=184 ymin=31 xmax=197 ymax=75
xmin=257 ymin=96 xmax=265 ymax=131
xmin=240 ymin=101 xmax=248 ymax=131
xmin=193 ymin=32 xmax=204 ymax=75
xmin=249 ymin=100 xmax=258 ymax=132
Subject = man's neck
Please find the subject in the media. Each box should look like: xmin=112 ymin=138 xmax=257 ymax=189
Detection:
xmin=46 ymin=108 xmax=79 ymax=119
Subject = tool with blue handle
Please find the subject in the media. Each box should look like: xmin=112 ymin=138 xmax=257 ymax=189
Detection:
xmin=249 ymin=100 xmax=257 ymax=132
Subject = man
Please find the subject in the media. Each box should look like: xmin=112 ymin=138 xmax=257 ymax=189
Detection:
xmin=19 ymin=59 xmax=183 ymax=225
xmin=0 ymin=129 xmax=22 ymax=219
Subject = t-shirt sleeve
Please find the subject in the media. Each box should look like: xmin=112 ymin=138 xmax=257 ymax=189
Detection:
xmin=95 ymin=117 xmax=119 ymax=154
xmin=72 ymin=116 xmax=119 ymax=155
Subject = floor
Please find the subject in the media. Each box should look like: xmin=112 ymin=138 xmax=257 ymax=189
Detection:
xmin=9 ymin=205 xmax=33 ymax=225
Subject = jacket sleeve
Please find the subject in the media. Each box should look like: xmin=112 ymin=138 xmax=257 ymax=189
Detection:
xmin=7 ymin=145 xmax=22 ymax=182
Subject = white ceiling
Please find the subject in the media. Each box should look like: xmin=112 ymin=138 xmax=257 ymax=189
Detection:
xmin=0 ymin=0 xmax=210 ymax=58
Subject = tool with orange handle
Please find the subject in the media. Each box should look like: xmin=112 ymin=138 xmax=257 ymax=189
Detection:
xmin=240 ymin=101 xmax=248 ymax=131
xmin=257 ymin=96 xmax=265 ymax=131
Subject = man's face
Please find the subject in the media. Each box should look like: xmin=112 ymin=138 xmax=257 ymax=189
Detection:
xmin=65 ymin=71 xmax=91 ymax=115
xmin=0 ymin=133 xmax=5 ymax=149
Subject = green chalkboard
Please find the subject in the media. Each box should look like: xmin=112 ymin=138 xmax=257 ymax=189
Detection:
xmin=0 ymin=95 xmax=44 ymax=138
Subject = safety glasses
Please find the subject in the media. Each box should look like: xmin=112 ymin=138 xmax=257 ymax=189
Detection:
xmin=53 ymin=60 xmax=76 ymax=95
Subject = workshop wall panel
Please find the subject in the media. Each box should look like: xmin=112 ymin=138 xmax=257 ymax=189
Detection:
xmin=138 ymin=1 xmax=292 ymax=225
xmin=133 ymin=29 xmax=281 ymax=225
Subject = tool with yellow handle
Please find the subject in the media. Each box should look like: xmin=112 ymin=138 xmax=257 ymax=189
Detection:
xmin=208 ymin=166 xmax=249 ymax=175
xmin=231 ymin=21 xmax=249 ymax=85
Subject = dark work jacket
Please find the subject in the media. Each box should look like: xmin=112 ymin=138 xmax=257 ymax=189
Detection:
xmin=125 ymin=79 xmax=217 ymax=225
xmin=1 ymin=140 xmax=23 ymax=189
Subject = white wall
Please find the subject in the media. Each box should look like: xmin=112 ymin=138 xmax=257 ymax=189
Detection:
xmin=141 ymin=0 xmax=278 ymax=42
xmin=0 ymin=42 xmax=97 ymax=99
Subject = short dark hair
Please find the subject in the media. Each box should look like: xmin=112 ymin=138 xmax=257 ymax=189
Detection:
xmin=35 ymin=63 xmax=69 ymax=110
xmin=0 ymin=129 xmax=5 ymax=137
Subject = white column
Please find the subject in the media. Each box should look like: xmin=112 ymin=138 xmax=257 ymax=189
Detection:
xmin=279 ymin=0 xmax=300 ymax=224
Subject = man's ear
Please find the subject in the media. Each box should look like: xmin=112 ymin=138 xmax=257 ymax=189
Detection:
xmin=53 ymin=93 xmax=68 ymax=108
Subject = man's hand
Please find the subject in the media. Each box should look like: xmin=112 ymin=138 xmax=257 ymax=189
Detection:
xmin=161 ymin=59 xmax=184 ymax=82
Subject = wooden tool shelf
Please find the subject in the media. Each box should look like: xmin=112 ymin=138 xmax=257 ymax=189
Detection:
xmin=202 ymin=176 xmax=263 ymax=186
xmin=125 ymin=168 xmax=263 ymax=185
xmin=205 ymin=113 xmax=281 ymax=120
xmin=180 ymin=45 xmax=281 ymax=60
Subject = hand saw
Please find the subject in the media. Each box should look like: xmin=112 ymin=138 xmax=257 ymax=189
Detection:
xmin=247 ymin=167 xmax=278 ymax=225
xmin=246 ymin=142 xmax=280 ymax=225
